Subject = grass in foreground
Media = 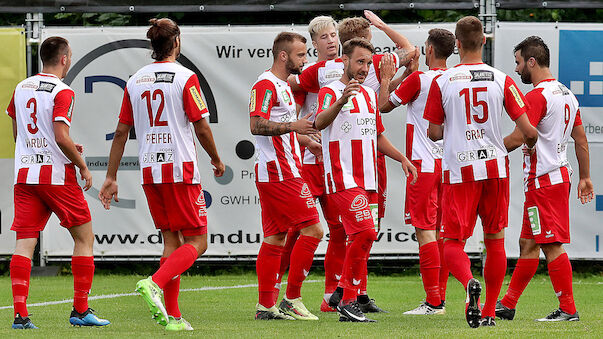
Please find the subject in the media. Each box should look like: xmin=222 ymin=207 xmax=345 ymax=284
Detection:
xmin=0 ymin=273 xmax=601 ymax=338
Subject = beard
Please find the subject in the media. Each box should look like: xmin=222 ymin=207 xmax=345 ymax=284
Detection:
xmin=346 ymin=68 xmax=366 ymax=83
xmin=520 ymin=69 xmax=532 ymax=84
xmin=286 ymin=59 xmax=302 ymax=75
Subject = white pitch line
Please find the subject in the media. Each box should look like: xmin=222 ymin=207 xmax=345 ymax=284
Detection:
xmin=0 ymin=279 xmax=321 ymax=310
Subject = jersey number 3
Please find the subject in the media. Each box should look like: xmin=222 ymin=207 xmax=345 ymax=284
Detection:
xmin=460 ymin=87 xmax=489 ymax=124
xmin=142 ymin=89 xmax=168 ymax=127
xmin=26 ymin=97 xmax=38 ymax=134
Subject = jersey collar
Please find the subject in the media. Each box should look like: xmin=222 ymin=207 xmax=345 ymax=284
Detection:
xmin=37 ymin=72 xmax=59 ymax=78
xmin=535 ymin=78 xmax=556 ymax=86
xmin=454 ymin=62 xmax=485 ymax=67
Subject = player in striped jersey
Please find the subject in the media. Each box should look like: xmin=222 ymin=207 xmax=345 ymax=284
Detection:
xmin=497 ymin=36 xmax=593 ymax=322
xmin=315 ymin=38 xmax=417 ymax=322
xmin=424 ymin=17 xmax=538 ymax=328
xmin=249 ymin=32 xmax=324 ymax=321
xmin=99 ymin=19 xmax=224 ymax=331
xmin=379 ymin=28 xmax=456 ymax=315
xmin=7 ymin=36 xmax=109 ymax=329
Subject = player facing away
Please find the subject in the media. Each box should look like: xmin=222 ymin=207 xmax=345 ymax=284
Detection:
xmin=424 ymin=16 xmax=538 ymax=328
xmin=7 ymin=36 xmax=110 ymax=329
xmin=496 ymin=36 xmax=593 ymax=322
xmin=314 ymin=38 xmax=417 ymax=322
xmin=249 ymin=32 xmax=324 ymax=321
xmin=274 ymin=16 xmax=345 ymax=314
xmin=99 ymin=18 xmax=225 ymax=331
xmin=379 ymin=28 xmax=456 ymax=315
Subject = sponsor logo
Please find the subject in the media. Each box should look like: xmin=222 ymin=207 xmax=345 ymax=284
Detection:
xmin=470 ymin=70 xmax=494 ymax=82
xmin=350 ymin=194 xmax=369 ymax=211
xmin=508 ymin=84 xmax=526 ymax=108
xmin=449 ymin=73 xmax=472 ymax=82
xmin=528 ymin=206 xmax=541 ymax=235
xmin=300 ymin=183 xmax=313 ymax=198
xmin=67 ymin=96 xmax=74 ymax=119
xmin=281 ymin=90 xmax=292 ymax=105
xmin=249 ymin=89 xmax=256 ymax=112
xmin=432 ymin=145 xmax=444 ymax=156
xmin=341 ymin=121 xmax=352 ymax=133
xmin=37 ymin=81 xmax=56 ymax=93
xmin=555 ymin=290 xmax=562 ymax=297
xmin=280 ymin=112 xmax=292 ymax=122
xmin=196 ymin=191 xmax=206 ymax=206
xmin=324 ymin=69 xmax=343 ymax=80
xmin=142 ymin=151 xmax=174 ymax=163
xmin=322 ymin=93 xmax=333 ymax=110
xmin=352 ymin=278 xmax=361 ymax=285
xmin=557 ymin=142 xmax=567 ymax=153
xmin=189 ymin=86 xmax=207 ymax=112
xmin=261 ymin=89 xmax=272 ymax=113
xmin=334 ymin=274 xmax=341 ymax=281
xmin=456 ymin=146 xmax=496 ymax=162
xmin=545 ymin=230 xmax=555 ymax=238
xmin=136 ymin=74 xmax=155 ymax=84
xmin=154 ymin=71 xmax=175 ymax=83
xmin=21 ymin=153 xmax=52 ymax=164
xmin=21 ymin=81 xmax=38 ymax=89
xmin=303 ymin=269 xmax=309 ymax=277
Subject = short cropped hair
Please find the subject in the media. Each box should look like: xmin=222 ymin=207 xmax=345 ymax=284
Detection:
xmin=272 ymin=32 xmax=307 ymax=60
xmin=455 ymin=16 xmax=484 ymax=52
xmin=308 ymin=16 xmax=337 ymax=41
xmin=427 ymin=28 xmax=456 ymax=59
xmin=147 ymin=18 xmax=180 ymax=60
xmin=39 ymin=36 xmax=69 ymax=66
xmin=514 ymin=36 xmax=550 ymax=68
xmin=338 ymin=17 xmax=371 ymax=45
xmin=342 ymin=38 xmax=375 ymax=57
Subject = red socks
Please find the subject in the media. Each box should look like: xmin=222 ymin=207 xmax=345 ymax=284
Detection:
xmin=341 ymin=229 xmax=376 ymax=304
xmin=548 ymin=253 xmax=576 ymax=314
xmin=437 ymin=238 xmax=449 ymax=302
xmin=324 ymin=223 xmax=346 ymax=296
xmin=501 ymin=257 xmax=539 ymax=309
xmin=72 ymin=256 xmax=95 ymax=314
xmin=419 ymin=241 xmax=442 ymax=306
xmin=275 ymin=229 xmax=299 ymax=302
xmin=10 ymin=255 xmax=31 ymax=318
xmin=443 ymin=240 xmax=473 ymax=288
xmin=160 ymin=257 xmax=181 ymax=318
xmin=286 ymin=235 xmax=320 ymax=299
xmin=152 ymin=244 xmax=198 ymax=289
xmin=482 ymin=238 xmax=507 ymax=318
xmin=257 ymin=242 xmax=283 ymax=308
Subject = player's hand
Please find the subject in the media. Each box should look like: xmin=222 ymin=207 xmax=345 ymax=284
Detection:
xmin=99 ymin=178 xmax=119 ymax=210
xmin=339 ymin=79 xmax=361 ymax=104
xmin=292 ymin=111 xmax=318 ymax=135
xmin=401 ymin=156 xmax=418 ymax=185
xmin=364 ymin=10 xmax=386 ymax=30
xmin=212 ymin=159 xmax=225 ymax=177
xmin=308 ymin=131 xmax=322 ymax=144
xmin=75 ymin=143 xmax=84 ymax=155
xmin=380 ymin=53 xmax=396 ymax=81
xmin=80 ymin=167 xmax=92 ymax=191
xmin=521 ymin=145 xmax=535 ymax=156
xmin=577 ymin=177 xmax=594 ymax=204
xmin=307 ymin=140 xmax=323 ymax=162
xmin=406 ymin=47 xmax=420 ymax=72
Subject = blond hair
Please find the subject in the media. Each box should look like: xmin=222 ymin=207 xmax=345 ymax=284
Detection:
xmin=308 ymin=16 xmax=337 ymax=41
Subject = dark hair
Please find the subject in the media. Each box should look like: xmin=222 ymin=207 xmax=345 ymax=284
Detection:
xmin=455 ymin=16 xmax=484 ymax=52
xmin=147 ymin=18 xmax=180 ymax=60
xmin=514 ymin=36 xmax=550 ymax=68
xmin=39 ymin=36 xmax=69 ymax=66
xmin=338 ymin=17 xmax=371 ymax=45
xmin=272 ymin=32 xmax=307 ymax=60
xmin=427 ymin=28 xmax=455 ymax=59
xmin=342 ymin=37 xmax=375 ymax=57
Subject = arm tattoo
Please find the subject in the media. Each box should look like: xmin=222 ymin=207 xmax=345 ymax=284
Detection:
xmin=252 ymin=117 xmax=292 ymax=136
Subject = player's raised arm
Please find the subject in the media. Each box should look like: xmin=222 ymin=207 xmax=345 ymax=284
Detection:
xmin=377 ymin=53 xmax=396 ymax=111
xmin=364 ymin=9 xmax=414 ymax=64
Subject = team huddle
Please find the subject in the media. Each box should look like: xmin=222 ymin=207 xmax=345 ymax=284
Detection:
xmin=5 ymin=11 xmax=593 ymax=331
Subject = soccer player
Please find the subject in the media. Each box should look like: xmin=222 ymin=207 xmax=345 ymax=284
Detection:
xmin=496 ymin=36 xmax=593 ymax=322
xmin=99 ymin=18 xmax=224 ymax=331
xmin=7 ymin=36 xmax=110 ymax=329
xmin=314 ymin=38 xmax=417 ymax=322
xmin=379 ymin=28 xmax=456 ymax=315
xmin=423 ymin=16 xmax=538 ymax=328
xmin=249 ymin=32 xmax=324 ymax=321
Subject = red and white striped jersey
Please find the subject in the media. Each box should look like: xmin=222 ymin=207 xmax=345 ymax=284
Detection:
xmin=523 ymin=79 xmax=581 ymax=191
xmin=389 ymin=69 xmax=445 ymax=173
xmin=7 ymin=73 xmax=77 ymax=185
xmin=363 ymin=53 xmax=400 ymax=92
xmin=317 ymin=81 xmax=384 ymax=193
xmin=249 ymin=71 xmax=302 ymax=183
xmin=296 ymin=62 xmax=325 ymax=165
xmin=424 ymin=63 xmax=529 ymax=184
xmin=119 ymin=61 xmax=210 ymax=185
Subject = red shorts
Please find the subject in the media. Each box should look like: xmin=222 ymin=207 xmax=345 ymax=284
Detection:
xmin=405 ymin=168 xmax=443 ymax=230
xmin=520 ymin=182 xmax=570 ymax=244
xmin=301 ymin=163 xmax=325 ymax=198
xmin=143 ymin=183 xmax=207 ymax=236
xmin=256 ymin=178 xmax=320 ymax=237
xmin=377 ymin=154 xmax=387 ymax=219
xmin=327 ymin=187 xmax=377 ymax=235
xmin=441 ymin=178 xmax=509 ymax=240
xmin=12 ymin=184 xmax=92 ymax=239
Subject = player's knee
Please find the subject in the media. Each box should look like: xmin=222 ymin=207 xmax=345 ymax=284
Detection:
xmin=518 ymin=238 xmax=540 ymax=258
xmin=541 ymin=242 xmax=564 ymax=260
xmin=301 ymin=223 xmax=324 ymax=239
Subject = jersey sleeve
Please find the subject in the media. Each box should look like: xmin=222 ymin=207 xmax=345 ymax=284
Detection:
xmin=574 ymin=108 xmax=582 ymax=126
xmin=316 ymin=87 xmax=337 ymax=115
xmin=53 ymin=89 xmax=75 ymax=126
xmin=389 ymin=71 xmax=421 ymax=107
xmin=376 ymin=106 xmax=385 ymax=135
xmin=249 ymin=79 xmax=277 ymax=119
xmin=293 ymin=90 xmax=306 ymax=108
xmin=183 ymin=74 xmax=210 ymax=122
xmin=373 ymin=53 xmax=400 ymax=83
xmin=423 ymin=76 xmax=445 ymax=124
xmin=6 ymin=90 xmax=15 ymax=119
xmin=503 ymin=76 xmax=529 ymax=121
xmin=118 ymin=87 xmax=134 ymax=126
xmin=296 ymin=63 xmax=321 ymax=93
xmin=524 ymin=88 xmax=547 ymax=126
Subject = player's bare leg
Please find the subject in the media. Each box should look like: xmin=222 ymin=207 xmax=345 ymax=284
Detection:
xmin=481 ymin=230 xmax=507 ymax=326
xmin=537 ymin=243 xmax=579 ymax=322
xmin=11 ymin=237 xmax=38 ymax=329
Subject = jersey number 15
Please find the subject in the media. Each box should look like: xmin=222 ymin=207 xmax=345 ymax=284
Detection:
xmin=460 ymin=87 xmax=489 ymax=124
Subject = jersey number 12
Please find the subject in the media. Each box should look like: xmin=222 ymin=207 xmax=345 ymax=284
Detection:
xmin=141 ymin=89 xmax=168 ymax=127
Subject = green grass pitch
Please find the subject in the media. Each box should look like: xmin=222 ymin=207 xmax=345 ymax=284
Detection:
xmin=0 ymin=273 xmax=600 ymax=338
